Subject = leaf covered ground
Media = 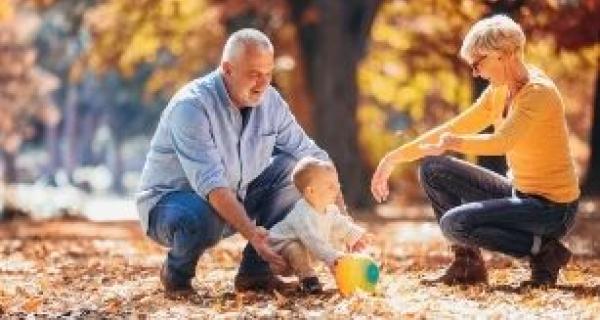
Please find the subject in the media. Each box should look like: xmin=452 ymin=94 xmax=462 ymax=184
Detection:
xmin=1 ymin=212 xmax=600 ymax=319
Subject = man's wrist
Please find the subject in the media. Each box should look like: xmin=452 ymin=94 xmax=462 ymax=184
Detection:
xmin=238 ymin=222 xmax=258 ymax=242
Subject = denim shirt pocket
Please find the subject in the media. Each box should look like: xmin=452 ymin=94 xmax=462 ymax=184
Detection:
xmin=258 ymin=132 xmax=277 ymax=159
xmin=245 ymin=132 xmax=273 ymax=175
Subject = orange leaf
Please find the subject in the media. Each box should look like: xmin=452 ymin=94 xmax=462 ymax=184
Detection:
xmin=21 ymin=297 xmax=42 ymax=313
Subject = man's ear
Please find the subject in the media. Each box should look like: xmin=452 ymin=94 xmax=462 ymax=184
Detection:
xmin=222 ymin=61 xmax=232 ymax=76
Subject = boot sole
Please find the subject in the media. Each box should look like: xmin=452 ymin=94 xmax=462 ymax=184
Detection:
xmin=420 ymin=273 xmax=488 ymax=286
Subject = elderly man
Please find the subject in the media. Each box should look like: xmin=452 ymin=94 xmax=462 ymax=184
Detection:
xmin=137 ymin=29 xmax=333 ymax=297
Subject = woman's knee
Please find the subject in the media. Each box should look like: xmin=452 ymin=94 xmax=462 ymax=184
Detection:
xmin=439 ymin=209 xmax=470 ymax=242
xmin=418 ymin=156 xmax=450 ymax=187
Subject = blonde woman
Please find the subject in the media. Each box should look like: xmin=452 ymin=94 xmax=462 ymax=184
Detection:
xmin=371 ymin=15 xmax=579 ymax=287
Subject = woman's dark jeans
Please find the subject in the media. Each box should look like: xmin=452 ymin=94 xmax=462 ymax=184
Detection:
xmin=419 ymin=156 xmax=578 ymax=258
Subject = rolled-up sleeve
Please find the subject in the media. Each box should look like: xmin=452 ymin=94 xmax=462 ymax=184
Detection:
xmin=272 ymin=91 xmax=329 ymax=161
xmin=168 ymin=99 xmax=229 ymax=198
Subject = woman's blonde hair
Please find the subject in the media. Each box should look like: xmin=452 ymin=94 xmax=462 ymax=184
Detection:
xmin=459 ymin=15 xmax=525 ymax=64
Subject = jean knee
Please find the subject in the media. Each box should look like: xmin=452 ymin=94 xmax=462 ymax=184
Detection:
xmin=418 ymin=156 xmax=449 ymax=187
xmin=440 ymin=209 xmax=469 ymax=242
xmin=165 ymin=202 xmax=224 ymax=247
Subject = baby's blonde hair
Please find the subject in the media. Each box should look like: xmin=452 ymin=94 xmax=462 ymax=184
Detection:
xmin=291 ymin=157 xmax=335 ymax=193
xmin=460 ymin=14 xmax=525 ymax=64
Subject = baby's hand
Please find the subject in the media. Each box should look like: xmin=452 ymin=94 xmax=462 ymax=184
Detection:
xmin=350 ymin=233 xmax=374 ymax=252
xmin=329 ymin=257 xmax=341 ymax=275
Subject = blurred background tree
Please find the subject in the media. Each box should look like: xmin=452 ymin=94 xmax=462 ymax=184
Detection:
xmin=0 ymin=0 xmax=59 ymax=183
xmin=516 ymin=0 xmax=600 ymax=196
xmin=0 ymin=0 xmax=597 ymax=209
xmin=359 ymin=0 xmax=598 ymax=203
xmin=81 ymin=0 xmax=383 ymax=207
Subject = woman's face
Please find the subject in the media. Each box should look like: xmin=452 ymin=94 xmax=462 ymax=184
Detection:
xmin=470 ymin=51 xmax=506 ymax=85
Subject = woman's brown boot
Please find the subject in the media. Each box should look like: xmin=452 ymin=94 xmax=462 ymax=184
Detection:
xmin=428 ymin=245 xmax=488 ymax=285
xmin=521 ymin=239 xmax=571 ymax=288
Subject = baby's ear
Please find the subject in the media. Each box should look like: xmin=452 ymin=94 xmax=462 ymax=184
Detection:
xmin=305 ymin=186 xmax=314 ymax=195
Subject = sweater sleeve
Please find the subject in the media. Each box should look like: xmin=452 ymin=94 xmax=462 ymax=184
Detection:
xmin=394 ymin=86 xmax=496 ymax=161
xmin=453 ymin=84 xmax=551 ymax=155
xmin=330 ymin=207 xmax=365 ymax=247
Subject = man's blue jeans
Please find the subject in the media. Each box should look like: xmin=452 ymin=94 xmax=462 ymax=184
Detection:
xmin=147 ymin=154 xmax=301 ymax=286
xmin=419 ymin=156 xmax=578 ymax=258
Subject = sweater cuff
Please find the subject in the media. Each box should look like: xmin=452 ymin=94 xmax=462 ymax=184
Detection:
xmin=324 ymin=250 xmax=344 ymax=267
xmin=346 ymin=224 xmax=365 ymax=247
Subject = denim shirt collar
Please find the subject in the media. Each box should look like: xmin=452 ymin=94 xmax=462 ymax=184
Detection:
xmin=214 ymin=69 xmax=239 ymax=112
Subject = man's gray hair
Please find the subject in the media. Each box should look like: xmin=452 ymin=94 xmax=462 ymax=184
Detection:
xmin=221 ymin=28 xmax=274 ymax=63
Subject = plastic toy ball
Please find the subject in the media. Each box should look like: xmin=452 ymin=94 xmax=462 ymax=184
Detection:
xmin=334 ymin=254 xmax=380 ymax=296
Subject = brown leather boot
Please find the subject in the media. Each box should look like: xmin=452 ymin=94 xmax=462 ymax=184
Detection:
xmin=521 ymin=239 xmax=571 ymax=288
xmin=234 ymin=272 xmax=291 ymax=292
xmin=160 ymin=264 xmax=195 ymax=299
xmin=425 ymin=245 xmax=488 ymax=285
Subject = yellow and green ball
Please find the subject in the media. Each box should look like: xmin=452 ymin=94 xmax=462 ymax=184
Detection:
xmin=334 ymin=254 xmax=380 ymax=296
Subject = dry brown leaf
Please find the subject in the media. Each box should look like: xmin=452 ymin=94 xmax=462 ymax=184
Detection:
xmin=21 ymin=297 xmax=42 ymax=313
xmin=104 ymin=298 xmax=122 ymax=313
xmin=272 ymin=289 xmax=288 ymax=306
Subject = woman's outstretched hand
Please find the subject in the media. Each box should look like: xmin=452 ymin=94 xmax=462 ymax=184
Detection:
xmin=371 ymin=158 xmax=395 ymax=203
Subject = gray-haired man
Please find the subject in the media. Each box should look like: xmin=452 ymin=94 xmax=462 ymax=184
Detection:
xmin=137 ymin=28 xmax=333 ymax=297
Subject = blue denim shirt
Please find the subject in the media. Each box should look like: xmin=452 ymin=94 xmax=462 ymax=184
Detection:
xmin=136 ymin=70 xmax=328 ymax=233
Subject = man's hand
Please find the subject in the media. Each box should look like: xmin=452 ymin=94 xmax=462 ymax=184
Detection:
xmin=248 ymin=227 xmax=288 ymax=274
xmin=371 ymin=157 xmax=395 ymax=203
xmin=208 ymin=189 xmax=288 ymax=273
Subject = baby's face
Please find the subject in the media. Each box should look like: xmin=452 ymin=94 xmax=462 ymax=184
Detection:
xmin=305 ymin=169 xmax=340 ymax=207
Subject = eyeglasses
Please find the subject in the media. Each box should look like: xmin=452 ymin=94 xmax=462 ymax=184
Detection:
xmin=470 ymin=55 xmax=488 ymax=72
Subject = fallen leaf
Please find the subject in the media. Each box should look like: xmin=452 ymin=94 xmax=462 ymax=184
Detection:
xmin=21 ymin=297 xmax=42 ymax=312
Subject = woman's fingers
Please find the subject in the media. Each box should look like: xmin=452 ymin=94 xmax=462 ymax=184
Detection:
xmin=371 ymin=171 xmax=389 ymax=203
xmin=371 ymin=171 xmax=383 ymax=202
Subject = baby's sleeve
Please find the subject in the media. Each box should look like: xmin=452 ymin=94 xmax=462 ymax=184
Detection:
xmin=331 ymin=207 xmax=365 ymax=247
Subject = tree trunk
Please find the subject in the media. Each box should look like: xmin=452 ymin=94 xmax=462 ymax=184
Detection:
xmin=583 ymin=72 xmax=600 ymax=196
xmin=78 ymin=108 xmax=102 ymax=166
xmin=2 ymin=151 xmax=17 ymax=184
xmin=111 ymin=138 xmax=125 ymax=195
xmin=44 ymin=123 xmax=61 ymax=185
xmin=62 ymin=85 xmax=79 ymax=182
xmin=290 ymin=0 xmax=383 ymax=208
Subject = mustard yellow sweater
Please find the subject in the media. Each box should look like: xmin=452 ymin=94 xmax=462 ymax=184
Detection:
xmin=397 ymin=67 xmax=579 ymax=203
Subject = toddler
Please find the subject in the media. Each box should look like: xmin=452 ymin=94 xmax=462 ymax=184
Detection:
xmin=268 ymin=157 xmax=371 ymax=293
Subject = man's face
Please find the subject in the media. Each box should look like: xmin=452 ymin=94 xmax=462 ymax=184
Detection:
xmin=222 ymin=45 xmax=274 ymax=107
